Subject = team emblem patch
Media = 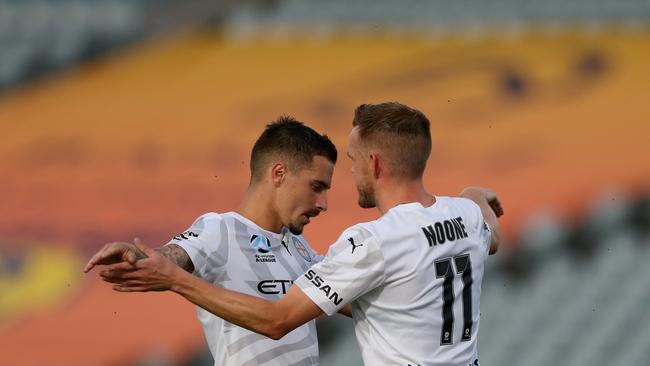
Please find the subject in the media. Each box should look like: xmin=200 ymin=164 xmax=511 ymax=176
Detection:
xmin=250 ymin=235 xmax=276 ymax=262
xmin=293 ymin=238 xmax=312 ymax=262
xmin=250 ymin=234 xmax=271 ymax=253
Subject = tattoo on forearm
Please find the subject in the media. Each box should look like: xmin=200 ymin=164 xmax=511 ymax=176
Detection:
xmin=155 ymin=244 xmax=195 ymax=273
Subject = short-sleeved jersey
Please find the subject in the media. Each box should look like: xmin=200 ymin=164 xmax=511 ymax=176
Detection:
xmin=169 ymin=212 xmax=322 ymax=366
xmin=295 ymin=197 xmax=492 ymax=366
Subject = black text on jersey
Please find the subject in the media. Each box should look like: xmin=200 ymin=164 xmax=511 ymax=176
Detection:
xmin=258 ymin=280 xmax=293 ymax=295
xmin=421 ymin=217 xmax=468 ymax=247
xmin=173 ymin=231 xmax=199 ymax=241
xmin=304 ymin=269 xmax=344 ymax=306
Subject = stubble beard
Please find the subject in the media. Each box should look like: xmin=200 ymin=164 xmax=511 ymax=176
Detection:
xmin=288 ymin=222 xmax=304 ymax=235
xmin=357 ymin=183 xmax=376 ymax=209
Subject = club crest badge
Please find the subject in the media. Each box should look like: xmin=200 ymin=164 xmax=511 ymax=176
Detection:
xmin=293 ymin=238 xmax=312 ymax=262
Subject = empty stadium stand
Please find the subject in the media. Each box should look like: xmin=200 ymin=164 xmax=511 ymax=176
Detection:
xmin=0 ymin=0 xmax=145 ymax=88
xmin=1 ymin=1 xmax=649 ymax=365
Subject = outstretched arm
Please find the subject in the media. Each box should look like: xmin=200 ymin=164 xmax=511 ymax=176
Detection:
xmin=460 ymin=187 xmax=504 ymax=255
xmin=101 ymin=239 xmax=322 ymax=340
xmin=83 ymin=241 xmax=194 ymax=273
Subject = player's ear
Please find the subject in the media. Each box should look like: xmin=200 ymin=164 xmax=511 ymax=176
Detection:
xmin=369 ymin=153 xmax=381 ymax=179
xmin=271 ymin=162 xmax=288 ymax=186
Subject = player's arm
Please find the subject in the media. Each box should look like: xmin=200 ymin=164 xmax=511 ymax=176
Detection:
xmin=310 ymin=252 xmax=352 ymax=317
xmin=83 ymin=241 xmax=194 ymax=273
xmin=101 ymin=229 xmax=378 ymax=337
xmin=103 ymin=240 xmax=322 ymax=340
xmin=460 ymin=186 xmax=504 ymax=254
xmin=338 ymin=304 xmax=352 ymax=317
xmin=85 ymin=214 xmax=224 ymax=274
xmin=154 ymin=244 xmax=194 ymax=272
xmin=170 ymin=266 xmax=322 ymax=340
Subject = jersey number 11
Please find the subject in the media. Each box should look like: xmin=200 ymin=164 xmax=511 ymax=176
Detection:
xmin=434 ymin=254 xmax=473 ymax=345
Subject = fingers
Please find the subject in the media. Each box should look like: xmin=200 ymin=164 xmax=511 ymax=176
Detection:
xmin=488 ymin=197 xmax=504 ymax=217
xmin=99 ymin=264 xmax=149 ymax=285
xmin=99 ymin=268 xmax=141 ymax=280
xmin=113 ymin=285 xmax=149 ymax=292
xmin=83 ymin=257 xmax=98 ymax=273
xmin=133 ymin=237 xmax=155 ymax=257
xmin=125 ymin=250 xmax=137 ymax=265
xmin=101 ymin=275 xmax=134 ymax=285
xmin=100 ymin=273 xmax=133 ymax=284
xmin=101 ymin=276 xmax=146 ymax=287
xmin=495 ymin=204 xmax=504 ymax=217
xmin=84 ymin=242 xmax=140 ymax=273
xmin=104 ymin=261 xmax=137 ymax=272
xmin=83 ymin=244 xmax=121 ymax=272
xmin=489 ymin=202 xmax=502 ymax=217
xmin=482 ymin=189 xmax=503 ymax=218
xmin=83 ymin=241 xmax=150 ymax=273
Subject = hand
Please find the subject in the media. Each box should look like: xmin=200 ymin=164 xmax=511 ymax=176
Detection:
xmin=99 ymin=238 xmax=181 ymax=292
xmin=483 ymin=189 xmax=504 ymax=218
xmin=461 ymin=186 xmax=504 ymax=218
xmin=83 ymin=240 xmax=147 ymax=273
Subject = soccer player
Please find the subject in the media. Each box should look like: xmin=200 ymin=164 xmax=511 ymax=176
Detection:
xmin=84 ymin=117 xmax=339 ymax=366
xmin=96 ymin=102 xmax=503 ymax=366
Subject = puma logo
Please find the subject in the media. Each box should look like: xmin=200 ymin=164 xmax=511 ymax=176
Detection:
xmin=348 ymin=237 xmax=363 ymax=254
xmin=281 ymin=240 xmax=291 ymax=255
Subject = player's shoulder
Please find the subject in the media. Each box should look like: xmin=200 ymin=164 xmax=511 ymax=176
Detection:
xmin=329 ymin=223 xmax=384 ymax=265
xmin=437 ymin=195 xmax=482 ymax=213
xmin=435 ymin=196 xmax=486 ymax=234
xmin=194 ymin=212 xmax=226 ymax=225
xmin=436 ymin=195 xmax=474 ymax=206
xmin=346 ymin=204 xmax=430 ymax=241
xmin=169 ymin=212 xmax=226 ymax=245
xmin=346 ymin=217 xmax=379 ymax=236
xmin=337 ymin=220 xmax=382 ymax=251
xmin=182 ymin=212 xmax=231 ymax=235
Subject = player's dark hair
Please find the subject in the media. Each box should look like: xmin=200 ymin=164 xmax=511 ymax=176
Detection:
xmin=250 ymin=116 xmax=337 ymax=182
xmin=352 ymin=102 xmax=431 ymax=179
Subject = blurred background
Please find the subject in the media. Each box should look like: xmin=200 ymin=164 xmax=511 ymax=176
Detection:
xmin=1 ymin=0 xmax=649 ymax=365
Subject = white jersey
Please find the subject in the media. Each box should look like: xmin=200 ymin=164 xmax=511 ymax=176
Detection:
xmin=169 ymin=212 xmax=322 ymax=366
xmin=295 ymin=196 xmax=492 ymax=366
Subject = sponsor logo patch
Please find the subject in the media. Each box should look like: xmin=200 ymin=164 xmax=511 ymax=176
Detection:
xmin=281 ymin=240 xmax=291 ymax=255
xmin=304 ymin=269 xmax=343 ymax=306
xmin=257 ymin=280 xmax=293 ymax=295
xmin=348 ymin=237 xmax=363 ymax=254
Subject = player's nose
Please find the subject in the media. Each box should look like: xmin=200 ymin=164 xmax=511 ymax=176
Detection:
xmin=316 ymin=192 xmax=328 ymax=213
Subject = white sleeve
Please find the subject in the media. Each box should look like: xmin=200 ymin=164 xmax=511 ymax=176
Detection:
xmin=462 ymin=199 xmax=492 ymax=251
xmin=167 ymin=213 xmax=226 ymax=279
xmin=294 ymin=227 xmax=386 ymax=316
xmin=479 ymin=217 xmax=492 ymax=251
